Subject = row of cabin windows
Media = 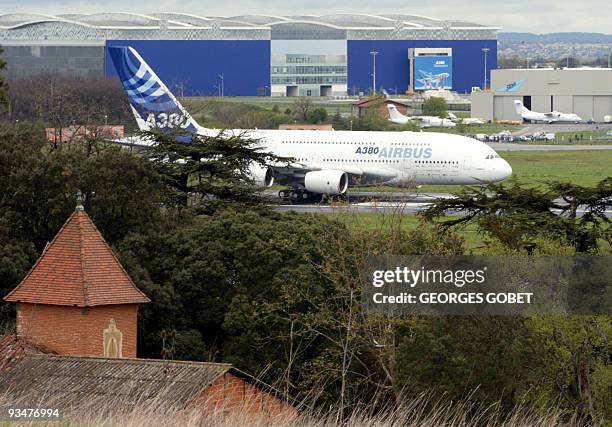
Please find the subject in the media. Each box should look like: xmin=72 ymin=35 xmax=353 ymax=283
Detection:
xmin=321 ymin=159 xmax=401 ymax=163
xmin=416 ymin=160 xmax=459 ymax=164
xmin=282 ymin=141 xmax=431 ymax=146
xmin=294 ymin=158 xmax=459 ymax=165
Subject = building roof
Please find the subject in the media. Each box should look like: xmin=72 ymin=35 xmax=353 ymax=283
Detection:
xmin=353 ymin=97 xmax=409 ymax=107
xmin=0 ymin=335 xmax=47 ymax=372
xmin=3 ymin=208 xmax=150 ymax=307
xmin=0 ymin=12 xmax=497 ymax=30
xmin=0 ymin=12 xmax=499 ymax=42
xmin=0 ymin=354 xmax=240 ymax=409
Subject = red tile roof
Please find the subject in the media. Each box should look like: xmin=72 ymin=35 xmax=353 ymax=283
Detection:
xmin=4 ymin=209 xmax=150 ymax=307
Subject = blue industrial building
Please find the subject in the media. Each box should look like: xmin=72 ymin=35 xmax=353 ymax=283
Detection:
xmin=1 ymin=13 xmax=499 ymax=96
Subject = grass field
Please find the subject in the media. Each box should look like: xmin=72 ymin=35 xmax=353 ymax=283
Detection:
xmin=181 ymin=96 xmax=355 ymax=114
xmin=499 ymin=149 xmax=612 ymax=187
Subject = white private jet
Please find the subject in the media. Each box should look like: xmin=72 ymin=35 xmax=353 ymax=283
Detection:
xmin=514 ymin=100 xmax=583 ymax=124
xmin=387 ymin=105 xmax=456 ymax=129
xmin=447 ymin=112 xmax=485 ymax=126
xmin=108 ymin=46 xmax=512 ymax=201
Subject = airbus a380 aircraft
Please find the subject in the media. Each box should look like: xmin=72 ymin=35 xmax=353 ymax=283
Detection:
xmin=514 ymin=100 xmax=583 ymax=124
xmin=108 ymin=46 xmax=512 ymax=200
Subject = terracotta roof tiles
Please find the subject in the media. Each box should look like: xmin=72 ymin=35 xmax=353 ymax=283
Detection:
xmin=3 ymin=209 xmax=150 ymax=307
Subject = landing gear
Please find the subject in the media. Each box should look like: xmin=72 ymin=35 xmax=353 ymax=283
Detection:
xmin=278 ymin=188 xmax=316 ymax=202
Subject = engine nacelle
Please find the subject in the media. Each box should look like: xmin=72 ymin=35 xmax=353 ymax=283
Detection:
xmin=304 ymin=170 xmax=349 ymax=195
xmin=247 ymin=162 xmax=274 ymax=188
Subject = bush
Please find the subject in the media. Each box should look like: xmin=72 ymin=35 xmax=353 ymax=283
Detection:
xmin=422 ymin=97 xmax=448 ymax=118
xmin=307 ymin=108 xmax=328 ymax=124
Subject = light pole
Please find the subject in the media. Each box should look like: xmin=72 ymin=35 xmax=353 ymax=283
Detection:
xmin=608 ymin=47 xmax=611 ymax=68
xmin=482 ymin=48 xmax=490 ymax=90
xmin=219 ymin=73 xmax=224 ymax=98
xmin=526 ymin=57 xmax=531 ymax=69
xmin=370 ymin=51 xmax=378 ymax=94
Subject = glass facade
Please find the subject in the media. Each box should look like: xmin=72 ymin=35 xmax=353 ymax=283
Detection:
xmin=271 ymin=40 xmax=348 ymax=97
xmin=2 ymin=45 xmax=105 ymax=79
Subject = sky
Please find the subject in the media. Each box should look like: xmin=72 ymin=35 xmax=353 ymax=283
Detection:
xmin=1 ymin=0 xmax=610 ymax=33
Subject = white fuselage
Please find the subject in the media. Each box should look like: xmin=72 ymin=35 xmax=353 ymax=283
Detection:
xmin=550 ymin=112 xmax=583 ymax=123
xmin=198 ymin=127 xmax=513 ymax=185
xmin=515 ymin=101 xmax=583 ymax=124
xmin=460 ymin=118 xmax=485 ymax=125
xmin=521 ymin=110 xmax=583 ymax=123
xmin=418 ymin=116 xmax=456 ymax=128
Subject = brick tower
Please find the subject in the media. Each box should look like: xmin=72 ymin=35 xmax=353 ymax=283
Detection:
xmin=3 ymin=202 xmax=149 ymax=358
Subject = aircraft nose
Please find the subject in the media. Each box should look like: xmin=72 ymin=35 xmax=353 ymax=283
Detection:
xmin=498 ymin=159 xmax=513 ymax=181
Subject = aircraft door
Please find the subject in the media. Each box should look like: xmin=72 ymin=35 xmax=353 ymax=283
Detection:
xmin=463 ymin=156 xmax=472 ymax=171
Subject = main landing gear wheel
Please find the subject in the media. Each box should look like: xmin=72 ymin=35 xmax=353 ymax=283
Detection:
xmin=279 ymin=189 xmax=315 ymax=202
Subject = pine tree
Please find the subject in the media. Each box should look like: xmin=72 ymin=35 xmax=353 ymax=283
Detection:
xmin=0 ymin=46 xmax=8 ymax=111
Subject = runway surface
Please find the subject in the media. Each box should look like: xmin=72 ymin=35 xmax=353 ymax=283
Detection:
xmin=270 ymin=192 xmax=612 ymax=218
xmin=488 ymin=142 xmax=612 ymax=151
xmin=273 ymin=201 xmax=612 ymax=218
xmin=512 ymin=123 xmax=612 ymax=136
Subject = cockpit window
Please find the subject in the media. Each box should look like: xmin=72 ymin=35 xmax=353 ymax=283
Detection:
xmin=485 ymin=155 xmax=501 ymax=159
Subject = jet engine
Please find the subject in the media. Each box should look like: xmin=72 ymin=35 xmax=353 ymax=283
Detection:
xmin=304 ymin=170 xmax=348 ymax=195
xmin=247 ymin=162 xmax=274 ymax=188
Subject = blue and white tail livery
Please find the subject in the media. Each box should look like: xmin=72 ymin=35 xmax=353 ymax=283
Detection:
xmin=108 ymin=46 xmax=200 ymax=134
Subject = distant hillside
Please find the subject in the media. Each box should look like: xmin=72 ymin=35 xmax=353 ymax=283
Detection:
xmin=499 ymin=32 xmax=612 ymax=44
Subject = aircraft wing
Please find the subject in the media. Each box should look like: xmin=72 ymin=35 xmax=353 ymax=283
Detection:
xmin=543 ymin=112 xmax=556 ymax=117
xmin=273 ymin=162 xmax=397 ymax=179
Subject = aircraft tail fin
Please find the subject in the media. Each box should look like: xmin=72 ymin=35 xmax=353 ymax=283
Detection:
xmin=447 ymin=112 xmax=458 ymax=121
xmin=387 ymin=104 xmax=407 ymax=122
xmin=514 ymin=100 xmax=530 ymax=115
xmin=108 ymin=46 xmax=200 ymax=134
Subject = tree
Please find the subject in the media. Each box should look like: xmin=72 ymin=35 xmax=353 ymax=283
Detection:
xmin=293 ymin=97 xmax=312 ymax=122
xmin=0 ymin=124 xmax=167 ymax=251
xmin=7 ymin=75 xmax=132 ymax=132
xmin=143 ymin=129 xmax=287 ymax=212
xmin=307 ymin=107 xmax=328 ymax=124
xmin=423 ymin=179 xmax=612 ymax=253
xmin=422 ymin=97 xmax=448 ymax=118
xmin=525 ymin=315 xmax=612 ymax=422
xmin=0 ymin=46 xmax=8 ymax=113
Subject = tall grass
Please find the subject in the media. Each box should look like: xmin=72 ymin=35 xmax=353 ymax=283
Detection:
xmin=0 ymin=390 xmax=580 ymax=427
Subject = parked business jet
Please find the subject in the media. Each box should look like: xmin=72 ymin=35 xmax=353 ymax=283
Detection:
xmin=387 ymin=105 xmax=456 ymax=128
xmin=108 ymin=46 xmax=512 ymax=200
xmin=447 ymin=112 xmax=485 ymax=126
xmin=514 ymin=100 xmax=583 ymax=124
